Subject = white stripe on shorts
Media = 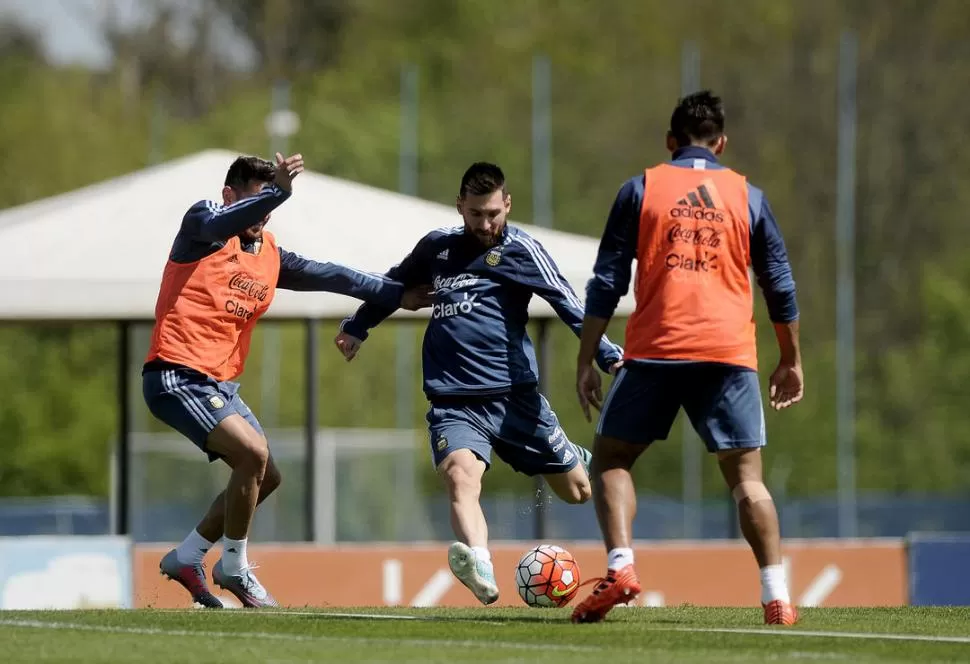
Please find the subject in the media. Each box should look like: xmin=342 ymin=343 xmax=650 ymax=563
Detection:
xmin=595 ymin=367 xmax=628 ymax=436
xmin=162 ymin=369 xmax=218 ymax=430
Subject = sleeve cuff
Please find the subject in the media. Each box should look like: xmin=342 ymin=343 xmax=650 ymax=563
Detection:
xmin=340 ymin=317 xmax=370 ymax=341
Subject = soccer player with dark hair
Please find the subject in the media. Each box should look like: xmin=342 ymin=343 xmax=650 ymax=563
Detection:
xmin=144 ymin=152 xmax=432 ymax=609
xmin=573 ymin=91 xmax=803 ymax=625
xmin=335 ymin=162 xmax=623 ymax=605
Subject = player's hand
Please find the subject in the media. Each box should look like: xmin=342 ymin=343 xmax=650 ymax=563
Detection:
xmin=334 ymin=331 xmax=363 ymax=362
xmin=576 ymin=364 xmax=603 ymax=423
xmin=274 ymin=152 xmax=305 ymax=192
xmin=400 ymin=284 xmax=435 ymax=311
xmin=608 ymin=360 xmax=624 ymax=376
xmin=769 ymin=362 xmax=804 ymax=410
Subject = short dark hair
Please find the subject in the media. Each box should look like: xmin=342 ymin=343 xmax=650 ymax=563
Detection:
xmin=224 ymin=156 xmax=275 ymax=189
xmin=669 ymin=90 xmax=725 ymax=147
xmin=459 ymin=162 xmax=507 ymax=198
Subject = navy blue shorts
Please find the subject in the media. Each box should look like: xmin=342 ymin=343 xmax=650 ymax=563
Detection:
xmin=596 ymin=362 xmax=766 ymax=453
xmin=426 ymin=389 xmax=579 ymax=477
xmin=142 ymin=366 xmax=263 ymax=462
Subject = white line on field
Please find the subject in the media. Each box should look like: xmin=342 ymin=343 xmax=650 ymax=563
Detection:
xmin=4 ymin=617 xmax=970 ymax=649
xmin=147 ymin=609 xmax=506 ymax=625
xmin=150 ymin=610 xmax=420 ymax=620
xmin=655 ymin=626 xmax=970 ymax=645
xmin=0 ymin=619 xmax=584 ymax=652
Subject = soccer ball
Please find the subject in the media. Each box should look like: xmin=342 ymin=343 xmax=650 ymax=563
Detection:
xmin=515 ymin=544 xmax=581 ymax=608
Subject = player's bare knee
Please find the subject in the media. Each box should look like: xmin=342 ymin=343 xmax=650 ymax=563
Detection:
xmin=235 ymin=436 xmax=269 ymax=476
xmin=441 ymin=463 xmax=481 ymax=501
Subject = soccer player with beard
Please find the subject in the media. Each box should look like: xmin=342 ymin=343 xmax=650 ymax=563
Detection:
xmin=335 ymin=162 xmax=623 ymax=605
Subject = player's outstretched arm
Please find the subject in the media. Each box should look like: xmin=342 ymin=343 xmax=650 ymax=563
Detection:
xmin=276 ymin=248 xmax=433 ymax=312
xmin=749 ymin=187 xmax=803 ymax=410
xmin=332 ymin=234 xmax=437 ymax=360
xmin=190 ymin=153 xmax=304 ymax=243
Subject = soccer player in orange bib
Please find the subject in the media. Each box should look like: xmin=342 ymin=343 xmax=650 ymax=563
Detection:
xmin=143 ymin=153 xmax=432 ymax=608
xmin=573 ymin=91 xmax=803 ymax=625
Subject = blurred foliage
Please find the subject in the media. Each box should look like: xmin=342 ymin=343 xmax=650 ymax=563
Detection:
xmin=1 ymin=0 xmax=969 ymax=503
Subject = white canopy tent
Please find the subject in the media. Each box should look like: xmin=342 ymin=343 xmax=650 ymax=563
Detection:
xmin=0 ymin=149 xmax=635 ymax=541
xmin=0 ymin=149 xmax=634 ymax=320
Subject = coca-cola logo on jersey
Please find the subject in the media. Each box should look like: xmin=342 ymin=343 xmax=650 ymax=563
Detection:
xmin=229 ymin=273 xmax=270 ymax=301
xmin=667 ymin=223 xmax=723 ymax=249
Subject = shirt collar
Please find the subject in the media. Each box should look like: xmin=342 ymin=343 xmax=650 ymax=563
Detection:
xmin=670 ymin=146 xmax=719 ymax=164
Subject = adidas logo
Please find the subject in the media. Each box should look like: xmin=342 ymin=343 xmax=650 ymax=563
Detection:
xmin=227 ymin=254 xmax=240 ymax=263
xmin=436 ymin=249 xmax=449 ymax=260
xmin=670 ymin=179 xmax=725 ymax=223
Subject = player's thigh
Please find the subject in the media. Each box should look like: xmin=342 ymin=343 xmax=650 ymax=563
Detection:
xmin=427 ymin=400 xmax=493 ymax=477
xmin=493 ymin=391 xmax=578 ymax=477
xmin=595 ymin=364 xmax=681 ymax=447
xmin=142 ymin=368 xmax=254 ymax=463
xmin=715 ymin=447 xmax=765 ymax=489
xmin=206 ymin=414 xmax=269 ymax=470
xmin=682 ymin=364 xmax=765 ymax=454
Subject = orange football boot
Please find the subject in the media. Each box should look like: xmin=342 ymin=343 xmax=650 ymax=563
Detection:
xmin=763 ymin=599 xmax=799 ymax=625
xmin=570 ymin=564 xmax=641 ymax=624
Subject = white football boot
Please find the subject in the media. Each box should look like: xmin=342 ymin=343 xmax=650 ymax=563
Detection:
xmin=448 ymin=542 xmax=499 ymax=605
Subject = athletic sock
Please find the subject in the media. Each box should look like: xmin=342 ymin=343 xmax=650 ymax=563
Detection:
xmin=760 ymin=564 xmax=791 ymax=604
xmin=174 ymin=529 xmax=213 ymax=566
xmin=221 ymin=537 xmax=249 ymax=575
xmin=607 ymin=547 xmax=634 ymax=572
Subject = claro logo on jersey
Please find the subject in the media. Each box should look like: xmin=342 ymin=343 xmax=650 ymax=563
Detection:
xmin=432 ymin=293 xmax=481 ymax=319
xmin=225 ymin=272 xmax=270 ymax=321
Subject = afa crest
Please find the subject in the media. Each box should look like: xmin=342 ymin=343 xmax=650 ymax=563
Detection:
xmin=485 ymin=249 xmax=502 ymax=267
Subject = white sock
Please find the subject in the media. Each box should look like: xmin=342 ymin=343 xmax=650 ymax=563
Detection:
xmin=221 ymin=537 xmax=249 ymax=575
xmin=760 ymin=564 xmax=790 ymax=604
xmin=607 ymin=547 xmax=634 ymax=571
xmin=471 ymin=546 xmax=492 ymax=564
xmin=174 ymin=529 xmax=213 ymax=566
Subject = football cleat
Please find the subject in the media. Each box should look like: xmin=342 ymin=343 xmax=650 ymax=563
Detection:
xmin=571 ymin=564 xmax=641 ymax=623
xmin=159 ymin=549 xmax=223 ymax=608
xmin=212 ymin=559 xmax=279 ymax=608
xmin=448 ymin=542 xmax=499 ymax=605
xmin=763 ymin=599 xmax=799 ymax=625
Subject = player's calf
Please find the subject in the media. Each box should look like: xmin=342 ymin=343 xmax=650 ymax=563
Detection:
xmin=543 ymin=465 xmax=592 ymax=505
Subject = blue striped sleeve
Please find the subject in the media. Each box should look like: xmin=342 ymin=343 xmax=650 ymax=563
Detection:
xmin=748 ymin=185 xmax=799 ymax=322
xmin=585 ymin=175 xmax=642 ymax=319
xmin=277 ymin=247 xmax=404 ymax=310
xmin=183 ymin=185 xmax=291 ymax=244
xmin=340 ymin=234 xmax=436 ymax=340
xmin=513 ymin=233 xmax=623 ymax=372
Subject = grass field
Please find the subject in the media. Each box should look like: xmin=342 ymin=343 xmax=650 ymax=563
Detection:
xmin=3 ymin=606 xmax=970 ymax=663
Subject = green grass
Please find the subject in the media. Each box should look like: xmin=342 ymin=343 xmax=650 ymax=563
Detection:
xmin=2 ymin=607 xmax=970 ymax=663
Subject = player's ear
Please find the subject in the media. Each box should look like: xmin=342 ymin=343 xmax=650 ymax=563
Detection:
xmin=455 ymin=196 xmax=463 ymax=215
xmin=714 ymin=135 xmax=728 ymax=155
xmin=504 ymin=192 xmax=511 ymax=213
xmin=666 ymin=132 xmax=678 ymax=153
xmin=222 ymin=186 xmax=234 ymax=206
